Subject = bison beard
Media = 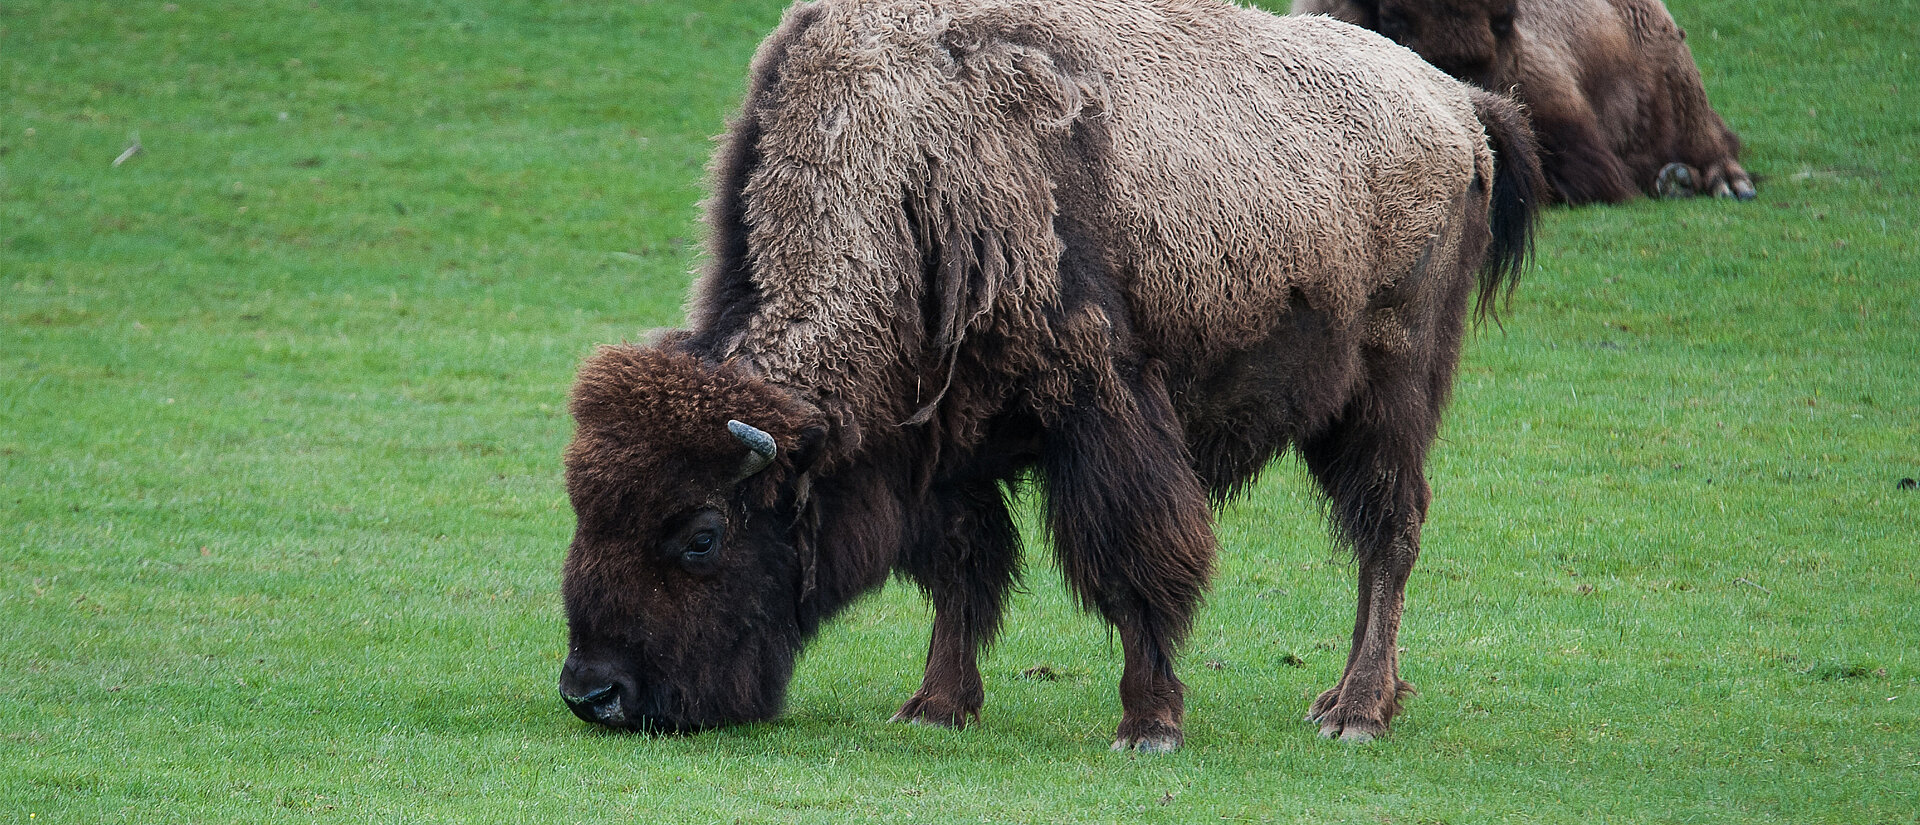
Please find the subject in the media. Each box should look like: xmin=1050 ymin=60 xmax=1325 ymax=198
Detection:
xmin=559 ymin=0 xmax=1544 ymax=750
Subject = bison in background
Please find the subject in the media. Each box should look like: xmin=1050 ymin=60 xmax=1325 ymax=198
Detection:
xmin=1293 ymin=0 xmax=1754 ymax=204
xmin=559 ymin=0 xmax=1545 ymax=751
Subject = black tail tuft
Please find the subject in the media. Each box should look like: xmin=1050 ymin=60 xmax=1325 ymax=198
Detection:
xmin=1469 ymin=88 xmax=1547 ymax=325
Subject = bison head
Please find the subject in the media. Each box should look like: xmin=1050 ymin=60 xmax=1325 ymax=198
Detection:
xmin=1358 ymin=0 xmax=1520 ymax=87
xmin=558 ymin=344 xmax=823 ymax=733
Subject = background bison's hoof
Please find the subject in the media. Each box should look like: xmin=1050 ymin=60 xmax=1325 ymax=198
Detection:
xmin=1656 ymin=163 xmax=1697 ymax=198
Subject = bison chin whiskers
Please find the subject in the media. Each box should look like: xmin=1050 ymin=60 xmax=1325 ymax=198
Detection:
xmin=648 ymin=622 xmax=804 ymax=734
xmin=687 ymin=633 xmax=801 ymax=729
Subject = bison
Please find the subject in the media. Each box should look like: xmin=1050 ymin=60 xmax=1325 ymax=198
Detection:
xmin=1292 ymin=0 xmax=1754 ymax=204
xmin=559 ymin=0 xmax=1544 ymax=751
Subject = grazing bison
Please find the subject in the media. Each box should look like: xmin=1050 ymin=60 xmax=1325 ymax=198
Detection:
xmin=559 ymin=0 xmax=1544 ymax=750
xmin=1292 ymin=0 xmax=1754 ymax=203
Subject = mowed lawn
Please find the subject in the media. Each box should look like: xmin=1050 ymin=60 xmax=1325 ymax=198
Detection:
xmin=2 ymin=0 xmax=1914 ymax=822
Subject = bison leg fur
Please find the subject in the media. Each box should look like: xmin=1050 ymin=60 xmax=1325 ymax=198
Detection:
xmin=893 ymin=480 xmax=1020 ymax=729
xmin=891 ymin=614 xmax=986 ymax=729
xmin=1042 ymin=366 xmax=1217 ymax=753
xmin=1298 ymin=404 xmax=1436 ymax=742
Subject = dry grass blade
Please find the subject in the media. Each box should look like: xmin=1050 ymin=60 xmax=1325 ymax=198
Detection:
xmin=111 ymin=132 xmax=142 ymax=167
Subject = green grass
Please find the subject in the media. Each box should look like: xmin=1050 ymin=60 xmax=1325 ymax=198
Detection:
xmin=3 ymin=0 xmax=1915 ymax=822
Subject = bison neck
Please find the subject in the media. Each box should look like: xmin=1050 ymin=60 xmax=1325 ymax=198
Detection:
xmin=788 ymin=449 xmax=920 ymax=636
xmin=790 ymin=423 xmax=1032 ymax=639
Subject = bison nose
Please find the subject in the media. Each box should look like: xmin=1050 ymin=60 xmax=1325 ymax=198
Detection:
xmin=562 ymin=682 xmax=627 ymax=725
xmin=561 ymin=655 xmax=636 ymax=726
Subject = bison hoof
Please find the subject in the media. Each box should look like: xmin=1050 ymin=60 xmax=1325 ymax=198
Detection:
xmin=1318 ymin=720 xmax=1383 ymax=743
xmin=1655 ymin=163 xmax=1697 ymax=199
xmin=890 ymin=693 xmax=976 ymax=729
xmin=1311 ymin=707 xmax=1387 ymax=743
xmin=1305 ymin=679 xmax=1412 ymax=742
xmin=1111 ymin=732 xmax=1182 ymax=754
xmin=1111 ymin=718 xmax=1183 ymax=754
xmin=1731 ymin=178 xmax=1757 ymax=201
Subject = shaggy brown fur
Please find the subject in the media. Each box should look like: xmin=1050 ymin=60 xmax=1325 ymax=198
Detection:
xmin=1293 ymin=0 xmax=1754 ymax=203
xmin=561 ymin=0 xmax=1544 ymax=751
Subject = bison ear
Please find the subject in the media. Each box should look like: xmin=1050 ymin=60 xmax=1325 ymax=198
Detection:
xmin=789 ymin=423 xmax=829 ymax=476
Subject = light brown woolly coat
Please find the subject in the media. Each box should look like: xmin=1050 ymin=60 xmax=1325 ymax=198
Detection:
xmin=698 ymin=0 xmax=1510 ymax=447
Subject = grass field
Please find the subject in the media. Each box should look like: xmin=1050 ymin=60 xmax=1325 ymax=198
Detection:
xmin=3 ymin=0 xmax=1915 ymax=822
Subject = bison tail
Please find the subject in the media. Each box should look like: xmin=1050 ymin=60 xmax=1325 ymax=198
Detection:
xmin=1469 ymin=88 xmax=1547 ymax=325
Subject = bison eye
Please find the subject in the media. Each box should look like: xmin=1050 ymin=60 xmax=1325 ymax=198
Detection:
xmin=671 ymin=509 xmax=727 ymax=572
xmin=1490 ymin=10 xmax=1515 ymax=36
xmin=685 ymin=529 xmax=718 ymax=558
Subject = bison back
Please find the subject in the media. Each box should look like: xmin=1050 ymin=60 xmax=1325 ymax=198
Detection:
xmin=705 ymin=0 xmax=1506 ymax=420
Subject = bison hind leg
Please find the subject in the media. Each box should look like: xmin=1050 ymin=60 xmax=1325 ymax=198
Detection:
xmin=1297 ymin=402 xmax=1436 ymax=743
xmin=1294 ymin=236 xmax=1472 ymax=741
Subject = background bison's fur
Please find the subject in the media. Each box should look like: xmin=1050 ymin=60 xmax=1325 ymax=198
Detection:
xmin=560 ymin=0 xmax=1545 ymax=751
xmin=1293 ymin=0 xmax=1754 ymax=204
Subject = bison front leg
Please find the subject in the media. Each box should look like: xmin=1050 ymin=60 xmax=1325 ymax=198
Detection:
xmin=891 ymin=609 xmax=987 ymax=728
xmin=1042 ymin=366 xmax=1216 ymax=753
xmin=1299 ymin=417 xmax=1432 ymax=742
xmin=892 ymin=480 xmax=1020 ymax=729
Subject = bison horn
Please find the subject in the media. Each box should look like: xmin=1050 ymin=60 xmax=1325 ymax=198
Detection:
xmin=727 ymin=419 xmax=777 ymax=480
